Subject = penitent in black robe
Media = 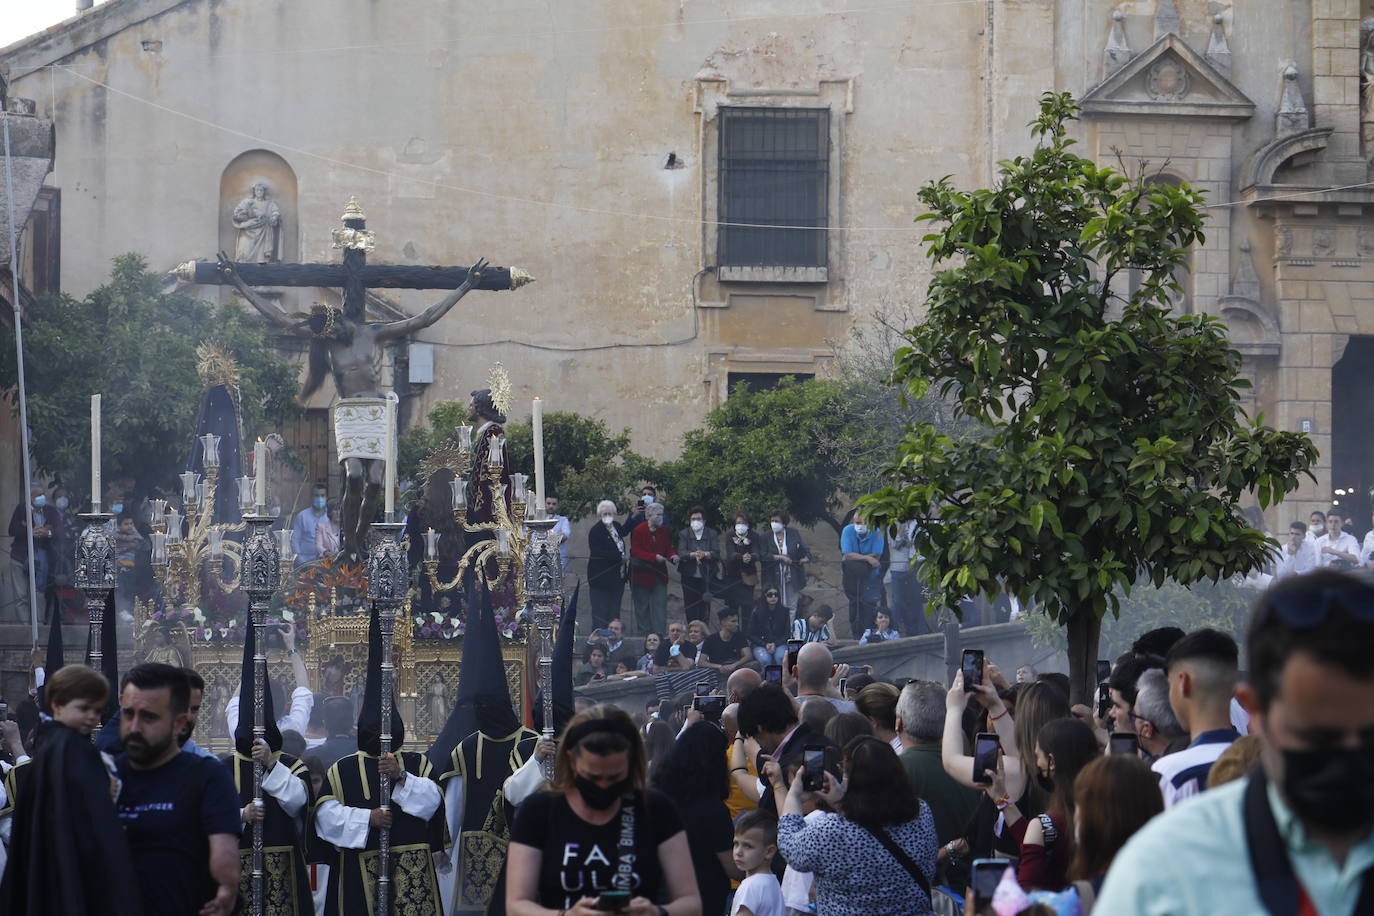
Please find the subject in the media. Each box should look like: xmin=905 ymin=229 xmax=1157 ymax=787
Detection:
xmin=228 ymin=751 xmax=315 ymax=915
xmin=316 ymin=751 xmax=447 ymax=916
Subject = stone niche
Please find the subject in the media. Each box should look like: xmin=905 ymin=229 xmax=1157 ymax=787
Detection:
xmin=218 ymin=149 xmax=298 ymax=267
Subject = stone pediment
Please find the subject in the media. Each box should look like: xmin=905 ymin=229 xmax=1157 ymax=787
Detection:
xmin=1082 ymin=33 xmax=1254 ymax=120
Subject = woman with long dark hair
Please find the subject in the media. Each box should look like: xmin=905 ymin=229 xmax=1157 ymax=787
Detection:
xmin=746 ymin=586 xmax=792 ymax=667
xmin=991 ymin=717 xmax=1099 ymax=891
xmin=650 ymin=722 xmax=741 ymax=916
xmin=774 ymin=735 xmax=938 ymax=915
xmin=507 ymin=705 xmax=700 ymax=915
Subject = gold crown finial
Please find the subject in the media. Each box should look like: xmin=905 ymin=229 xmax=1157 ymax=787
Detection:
xmin=195 ymin=341 xmax=241 ymax=391
xmin=487 ymin=363 xmax=513 ymax=419
xmin=341 ymin=196 xmax=366 ymax=222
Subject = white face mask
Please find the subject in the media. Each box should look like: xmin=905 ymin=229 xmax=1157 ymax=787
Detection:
xmin=690 ymin=520 xmax=704 ymax=533
xmin=770 ymin=521 xmax=784 ymax=533
xmin=854 ymin=524 xmax=869 ymax=535
xmin=642 ymin=494 xmax=654 ymax=505
xmin=735 ymin=523 xmax=748 ymax=536
xmin=601 ymin=515 xmax=615 ymax=526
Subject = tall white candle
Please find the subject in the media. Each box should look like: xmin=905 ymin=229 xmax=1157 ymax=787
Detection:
xmin=532 ymin=397 xmax=546 ymax=520
xmin=384 ymin=392 xmax=399 ymax=520
xmin=254 ymin=439 xmax=267 ymax=510
xmin=91 ymin=394 xmax=101 ymax=510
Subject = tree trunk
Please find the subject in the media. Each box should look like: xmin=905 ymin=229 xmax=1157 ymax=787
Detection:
xmin=1064 ymin=611 xmax=1103 ymax=708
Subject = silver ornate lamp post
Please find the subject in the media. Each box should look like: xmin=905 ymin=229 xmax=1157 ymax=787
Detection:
xmin=76 ymin=511 xmax=116 ymax=674
xmin=240 ymin=501 xmax=282 ymax=916
xmin=522 ymin=518 xmax=562 ymax=779
xmin=366 ymin=521 xmax=408 ymax=916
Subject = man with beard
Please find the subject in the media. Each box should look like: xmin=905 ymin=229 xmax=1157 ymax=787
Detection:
xmin=1097 ymin=569 xmax=1374 ymax=914
xmin=115 ymin=663 xmax=242 ymax=916
xmin=179 ymin=667 xmax=218 ymax=758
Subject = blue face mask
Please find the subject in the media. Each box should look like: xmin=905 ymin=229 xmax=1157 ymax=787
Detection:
xmin=642 ymin=494 xmax=654 ymax=506
xmin=313 ymin=497 xmax=327 ymax=511
xmin=32 ymin=495 xmax=46 ymax=508
xmin=111 ymin=503 xmax=124 ymax=515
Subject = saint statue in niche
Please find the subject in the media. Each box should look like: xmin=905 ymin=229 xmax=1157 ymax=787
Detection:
xmin=426 ymin=674 xmax=449 ymax=731
xmin=232 ymin=181 xmax=282 ymax=263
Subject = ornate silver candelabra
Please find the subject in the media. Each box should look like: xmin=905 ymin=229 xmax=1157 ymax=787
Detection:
xmin=522 ymin=518 xmax=562 ymax=780
xmin=367 ymin=521 xmax=408 ymax=916
xmin=76 ymin=511 xmax=116 ymax=674
xmin=240 ymin=509 xmax=281 ymax=916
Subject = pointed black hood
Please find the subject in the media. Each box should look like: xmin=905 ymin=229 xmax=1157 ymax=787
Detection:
xmin=38 ymin=610 xmax=65 ymax=716
xmin=536 ymin=581 xmax=580 ymax=735
xmin=427 ymin=583 xmax=518 ymax=768
xmin=234 ymin=623 xmax=282 ymax=756
xmin=357 ymin=602 xmax=405 ymax=756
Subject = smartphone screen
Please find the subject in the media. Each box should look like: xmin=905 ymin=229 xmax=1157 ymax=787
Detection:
xmin=0 ymin=703 xmax=8 ymax=721
xmin=695 ymin=681 xmax=713 ymax=697
xmin=1097 ymin=659 xmax=1113 ymax=684
xmin=596 ymin=889 xmax=631 ymax=911
xmin=1110 ymin=732 xmax=1139 ymax=756
xmin=962 ymin=649 xmax=985 ymax=692
xmin=837 ymin=677 xmax=848 ymax=696
xmin=972 ymin=732 xmax=1000 ymax=786
xmin=802 ymin=745 xmax=827 ymax=792
xmin=971 ymin=858 xmax=1012 ymax=906
xmin=1096 ymin=683 xmax=1112 ymax=721
xmin=764 ymin=664 xmax=783 ymax=683
xmin=694 ymin=696 xmax=725 ymax=719
xmin=786 ymin=639 xmax=804 ymax=671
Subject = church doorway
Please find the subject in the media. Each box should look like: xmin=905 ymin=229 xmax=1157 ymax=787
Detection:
xmin=1331 ymin=336 xmax=1374 ymax=528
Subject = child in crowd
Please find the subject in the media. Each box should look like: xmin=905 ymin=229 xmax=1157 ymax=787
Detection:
xmin=48 ymin=663 xmax=121 ymax=798
xmin=791 ymin=604 xmax=835 ymax=645
xmin=859 ymin=609 xmax=901 ymax=644
xmin=732 ymin=809 xmax=786 ymax=916
xmin=113 ymin=514 xmax=144 ymax=620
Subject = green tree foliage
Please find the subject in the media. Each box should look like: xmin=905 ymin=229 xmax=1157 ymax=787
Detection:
xmin=859 ymin=94 xmax=1316 ymax=703
xmin=0 ymin=254 xmax=300 ymax=499
xmin=656 ymin=377 xmax=863 ymax=532
xmin=398 ymin=402 xmax=651 ymax=520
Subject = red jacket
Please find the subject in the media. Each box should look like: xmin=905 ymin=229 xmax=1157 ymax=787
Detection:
xmin=629 ymin=521 xmax=677 ymax=587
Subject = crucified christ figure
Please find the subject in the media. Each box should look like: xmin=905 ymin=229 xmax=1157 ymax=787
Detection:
xmin=215 ymin=254 xmax=489 ymax=564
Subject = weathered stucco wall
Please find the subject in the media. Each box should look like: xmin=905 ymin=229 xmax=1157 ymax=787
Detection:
xmin=3 ymin=0 xmax=1064 ymax=459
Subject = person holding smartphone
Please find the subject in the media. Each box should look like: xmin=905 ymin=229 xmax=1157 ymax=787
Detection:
xmin=773 ymin=736 xmax=938 ymax=915
xmin=506 ymin=706 xmax=700 ymax=916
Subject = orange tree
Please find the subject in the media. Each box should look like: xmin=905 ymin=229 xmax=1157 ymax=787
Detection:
xmin=858 ymin=93 xmax=1316 ymax=704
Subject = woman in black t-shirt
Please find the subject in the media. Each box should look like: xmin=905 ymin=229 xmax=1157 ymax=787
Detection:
xmin=508 ymin=705 xmax=702 ymax=916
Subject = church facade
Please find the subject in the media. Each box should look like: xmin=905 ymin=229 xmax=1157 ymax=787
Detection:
xmin=2 ymin=0 xmax=1371 ymax=524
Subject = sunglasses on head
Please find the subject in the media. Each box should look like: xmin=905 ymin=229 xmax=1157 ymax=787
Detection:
xmin=1264 ymin=583 xmax=1374 ymax=630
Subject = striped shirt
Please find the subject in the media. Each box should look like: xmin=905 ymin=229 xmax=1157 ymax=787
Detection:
xmin=1151 ymin=728 xmax=1240 ymax=808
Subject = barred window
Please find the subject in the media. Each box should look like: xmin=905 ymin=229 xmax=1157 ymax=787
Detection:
xmin=717 ymin=107 xmax=829 ymax=270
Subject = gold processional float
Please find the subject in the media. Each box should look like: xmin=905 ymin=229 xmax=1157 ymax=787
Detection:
xmin=94 ymin=354 xmax=554 ymax=754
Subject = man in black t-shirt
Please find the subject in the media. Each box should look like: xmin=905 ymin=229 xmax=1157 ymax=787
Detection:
xmin=115 ymin=663 xmax=242 ymax=916
xmin=698 ymin=608 xmax=752 ymax=676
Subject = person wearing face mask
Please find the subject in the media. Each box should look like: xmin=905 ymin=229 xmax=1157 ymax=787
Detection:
xmin=1097 ymin=568 xmax=1374 ymax=915
xmin=722 ymin=512 xmax=762 ymax=620
xmin=759 ymin=509 xmax=811 ymax=615
xmin=839 ymin=512 xmax=886 ymax=641
xmin=289 ymin=483 xmax=331 ymax=565
xmin=9 ymin=483 xmax=64 ymax=624
xmin=678 ymin=506 xmax=720 ymax=625
xmin=587 ymin=500 xmax=629 ymax=631
xmin=506 ymin=705 xmax=701 ymax=916
xmin=45 ymin=484 xmax=78 ymax=625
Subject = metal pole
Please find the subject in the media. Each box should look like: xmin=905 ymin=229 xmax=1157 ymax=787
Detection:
xmin=367 ymin=521 xmax=407 ymax=916
xmin=75 ymin=512 xmax=115 ymax=674
xmin=522 ymin=518 xmax=561 ymax=780
xmin=241 ymin=512 xmax=280 ymax=916
xmin=3 ymin=106 xmax=41 ymax=644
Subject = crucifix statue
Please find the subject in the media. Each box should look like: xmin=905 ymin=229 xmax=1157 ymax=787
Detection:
xmin=176 ymin=197 xmax=534 ymax=563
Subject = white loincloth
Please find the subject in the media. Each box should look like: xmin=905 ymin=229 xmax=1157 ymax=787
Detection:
xmin=333 ymin=397 xmax=387 ymax=462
